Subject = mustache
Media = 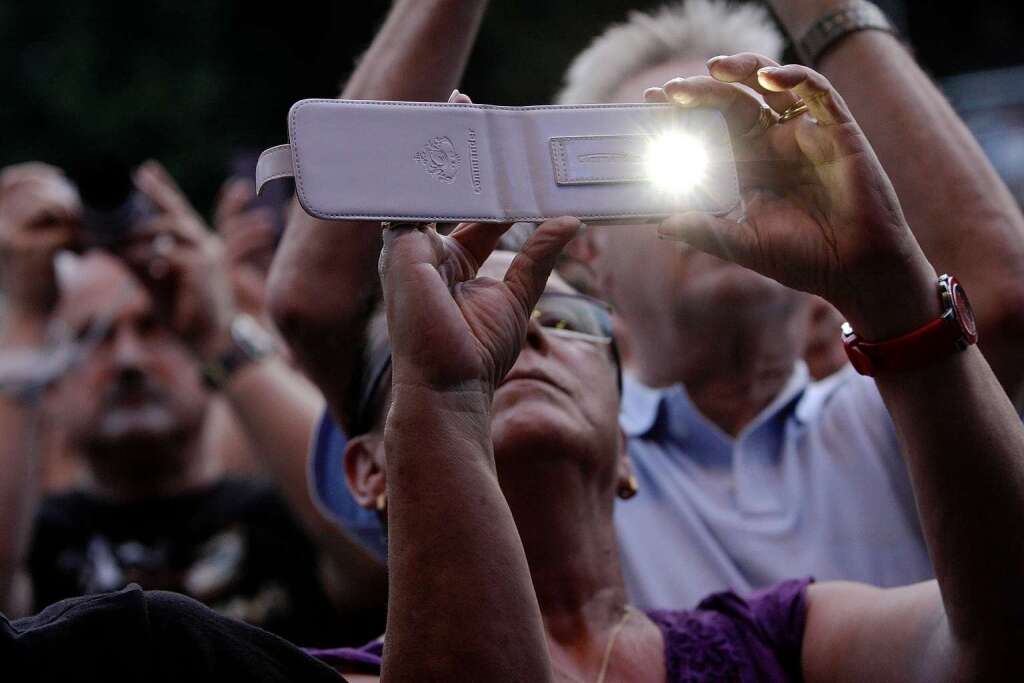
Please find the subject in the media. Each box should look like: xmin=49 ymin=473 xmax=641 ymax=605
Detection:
xmin=100 ymin=371 xmax=169 ymax=407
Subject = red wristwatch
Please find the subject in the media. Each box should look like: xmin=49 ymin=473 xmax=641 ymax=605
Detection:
xmin=841 ymin=274 xmax=978 ymax=376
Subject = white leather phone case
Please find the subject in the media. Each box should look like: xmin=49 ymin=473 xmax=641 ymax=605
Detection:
xmin=257 ymin=99 xmax=740 ymax=224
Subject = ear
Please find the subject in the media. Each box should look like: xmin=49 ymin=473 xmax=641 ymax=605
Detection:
xmin=343 ymin=433 xmax=387 ymax=511
xmin=613 ymin=427 xmax=639 ymax=500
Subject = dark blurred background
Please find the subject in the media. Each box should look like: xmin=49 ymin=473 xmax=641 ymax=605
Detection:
xmin=2 ymin=0 xmax=1022 ymax=213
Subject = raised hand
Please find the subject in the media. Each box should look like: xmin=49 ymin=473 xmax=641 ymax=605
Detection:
xmin=214 ymin=177 xmax=278 ymax=322
xmin=124 ymin=160 xmax=237 ymax=359
xmin=379 ymin=217 xmax=581 ymax=396
xmin=0 ymin=163 xmax=81 ymax=322
xmin=649 ymin=53 xmax=940 ymax=340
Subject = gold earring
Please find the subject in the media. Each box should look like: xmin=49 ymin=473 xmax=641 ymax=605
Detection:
xmin=618 ymin=475 xmax=639 ymax=500
xmin=375 ymin=492 xmax=387 ymax=512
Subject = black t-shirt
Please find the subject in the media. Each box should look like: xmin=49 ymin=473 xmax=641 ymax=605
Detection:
xmin=28 ymin=478 xmax=359 ymax=647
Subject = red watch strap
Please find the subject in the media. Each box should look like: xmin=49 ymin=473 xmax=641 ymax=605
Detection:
xmin=843 ymin=316 xmax=957 ymax=376
xmin=842 ymin=275 xmax=978 ymax=376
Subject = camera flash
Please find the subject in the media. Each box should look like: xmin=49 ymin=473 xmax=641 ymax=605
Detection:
xmin=645 ymin=132 xmax=709 ymax=194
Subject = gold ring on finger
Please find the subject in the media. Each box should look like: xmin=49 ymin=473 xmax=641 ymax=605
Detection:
xmin=777 ymin=100 xmax=810 ymax=124
xmin=742 ymin=104 xmax=777 ymax=139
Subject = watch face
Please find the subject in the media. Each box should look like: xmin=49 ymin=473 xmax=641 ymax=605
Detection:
xmin=950 ymin=280 xmax=979 ymax=341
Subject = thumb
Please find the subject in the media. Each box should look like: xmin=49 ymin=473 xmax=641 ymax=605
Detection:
xmin=657 ymin=212 xmax=758 ymax=270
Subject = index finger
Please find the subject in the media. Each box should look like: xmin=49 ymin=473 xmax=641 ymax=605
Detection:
xmin=660 ymin=76 xmax=765 ymax=139
xmin=133 ymin=160 xmax=194 ymax=217
xmin=502 ymin=216 xmax=581 ymax=315
xmin=706 ymin=53 xmax=797 ymax=113
xmin=448 ymin=221 xmax=513 ymax=268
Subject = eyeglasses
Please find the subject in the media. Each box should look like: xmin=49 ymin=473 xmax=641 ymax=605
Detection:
xmin=530 ymin=292 xmax=613 ymax=345
xmin=352 ymin=292 xmax=619 ymax=435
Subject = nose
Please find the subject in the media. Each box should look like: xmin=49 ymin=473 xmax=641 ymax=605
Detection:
xmin=110 ymin=324 xmax=147 ymax=372
xmin=524 ymin=315 xmax=551 ymax=355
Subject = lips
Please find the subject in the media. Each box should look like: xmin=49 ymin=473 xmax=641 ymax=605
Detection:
xmin=498 ymin=370 xmax=570 ymax=396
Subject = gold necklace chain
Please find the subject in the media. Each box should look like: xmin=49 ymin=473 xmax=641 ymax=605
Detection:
xmin=553 ymin=605 xmax=635 ymax=683
xmin=595 ymin=605 xmax=634 ymax=683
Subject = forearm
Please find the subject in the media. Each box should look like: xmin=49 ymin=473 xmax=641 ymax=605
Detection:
xmin=269 ymin=0 xmax=489 ymax=405
xmin=221 ymin=358 xmax=385 ymax=586
xmin=382 ymin=384 xmax=551 ymax=682
xmin=0 ymin=318 xmax=47 ymax=614
xmin=771 ymin=1 xmax=1024 ymax=394
xmin=875 ymin=346 xmax=1024 ymax=654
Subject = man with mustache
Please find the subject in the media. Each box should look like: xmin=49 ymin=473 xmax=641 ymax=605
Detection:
xmin=0 ymin=161 xmax=385 ymax=646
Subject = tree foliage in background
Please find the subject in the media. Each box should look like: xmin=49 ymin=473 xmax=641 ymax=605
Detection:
xmin=2 ymin=0 xmax=1022 ymax=214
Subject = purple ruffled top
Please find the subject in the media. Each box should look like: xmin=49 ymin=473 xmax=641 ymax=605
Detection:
xmin=305 ymin=578 xmax=812 ymax=682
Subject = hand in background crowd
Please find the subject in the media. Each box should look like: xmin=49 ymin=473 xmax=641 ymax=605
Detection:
xmin=124 ymin=161 xmax=239 ymax=361
xmin=651 ymin=53 xmax=939 ymax=341
xmin=214 ymin=177 xmax=278 ymax=324
xmin=0 ymin=163 xmax=81 ymax=324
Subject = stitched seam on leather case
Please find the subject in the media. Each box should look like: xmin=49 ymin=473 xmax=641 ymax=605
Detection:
xmin=551 ymin=135 xmax=650 ymax=183
xmin=261 ymin=171 xmax=293 ymax=183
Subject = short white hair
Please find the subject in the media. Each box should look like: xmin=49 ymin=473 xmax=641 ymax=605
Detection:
xmin=556 ymin=0 xmax=784 ymax=104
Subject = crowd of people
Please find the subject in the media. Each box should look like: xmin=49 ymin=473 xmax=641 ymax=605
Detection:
xmin=2 ymin=0 xmax=1024 ymax=681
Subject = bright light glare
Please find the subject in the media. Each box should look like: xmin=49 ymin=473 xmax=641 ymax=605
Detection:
xmin=645 ymin=132 xmax=708 ymax=194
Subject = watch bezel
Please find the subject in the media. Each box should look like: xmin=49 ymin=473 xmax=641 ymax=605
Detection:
xmin=939 ymin=275 xmax=979 ymax=348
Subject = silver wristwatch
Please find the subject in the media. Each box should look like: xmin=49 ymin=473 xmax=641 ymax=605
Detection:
xmin=201 ymin=314 xmax=277 ymax=390
xmin=797 ymin=0 xmax=898 ymax=67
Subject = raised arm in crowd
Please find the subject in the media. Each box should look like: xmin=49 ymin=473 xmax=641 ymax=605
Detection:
xmin=268 ymin=0 xmax=490 ymax=430
xmin=0 ymin=161 xmax=382 ymax=643
xmin=373 ymin=54 xmax=1024 ymax=682
xmin=767 ymin=0 xmax=1024 ymax=402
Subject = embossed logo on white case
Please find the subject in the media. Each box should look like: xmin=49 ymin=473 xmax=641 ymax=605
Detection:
xmin=415 ymin=137 xmax=461 ymax=184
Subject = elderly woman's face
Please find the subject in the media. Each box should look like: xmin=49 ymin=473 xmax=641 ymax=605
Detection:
xmin=481 ymin=252 xmax=623 ymax=477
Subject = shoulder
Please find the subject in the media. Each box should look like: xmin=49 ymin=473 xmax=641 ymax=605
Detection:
xmin=648 ymin=578 xmax=811 ymax=682
xmin=33 ymin=490 xmax=106 ymax=531
xmin=209 ymin=478 xmax=309 ymax=534
xmin=797 ymin=367 xmax=898 ymax=449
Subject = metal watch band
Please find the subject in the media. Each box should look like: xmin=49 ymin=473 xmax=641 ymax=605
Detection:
xmin=796 ymin=0 xmax=898 ymax=66
xmin=201 ymin=314 xmax=276 ymax=390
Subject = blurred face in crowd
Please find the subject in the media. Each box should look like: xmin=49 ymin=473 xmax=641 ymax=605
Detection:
xmin=347 ymin=251 xmax=629 ymax=513
xmin=587 ymin=58 xmax=802 ymax=352
xmin=52 ymin=252 xmax=208 ymax=468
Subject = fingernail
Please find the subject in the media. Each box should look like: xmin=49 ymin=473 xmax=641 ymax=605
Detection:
xmin=672 ymin=92 xmax=693 ymax=105
xmin=657 ymin=220 xmax=686 ymax=239
xmin=448 ymin=89 xmax=460 ymax=102
xmin=758 ymin=67 xmax=779 ymax=75
xmin=707 ymin=55 xmax=727 ymax=65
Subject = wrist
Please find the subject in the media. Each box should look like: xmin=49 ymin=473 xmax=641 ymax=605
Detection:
xmin=196 ymin=326 xmax=235 ymax=365
xmin=388 ymin=379 xmax=493 ymax=433
xmin=198 ymin=313 xmax=277 ymax=390
xmin=0 ymin=314 xmax=49 ymax=348
xmin=842 ymin=264 xmax=941 ymax=342
xmin=386 ymin=385 xmax=494 ymax=469
xmin=769 ymin=0 xmax=848 ymax=38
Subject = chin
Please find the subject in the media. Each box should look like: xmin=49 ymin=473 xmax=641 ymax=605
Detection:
xmin=490 ymin=400 xmax=590 ymax=465
xmin=688 ymin=261 xmax=794 ymax=310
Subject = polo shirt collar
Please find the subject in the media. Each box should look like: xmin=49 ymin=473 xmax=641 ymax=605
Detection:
xmin=619 ymin=362 xmax=812 ymax=440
